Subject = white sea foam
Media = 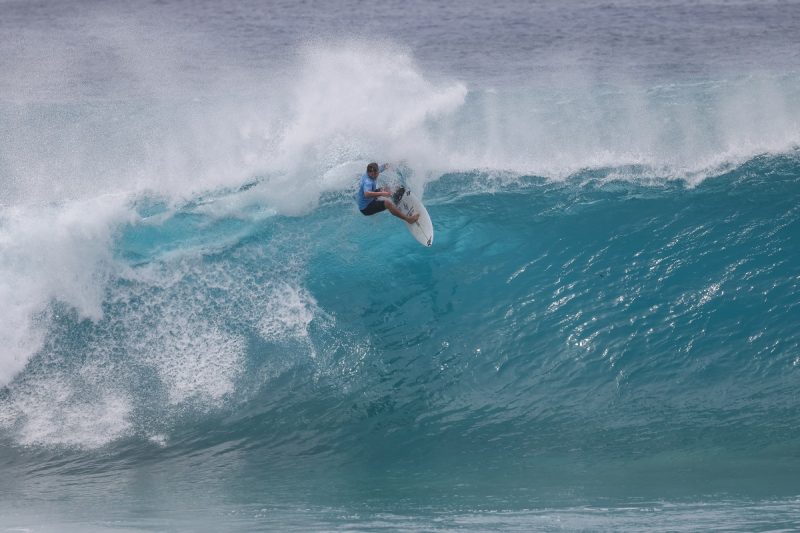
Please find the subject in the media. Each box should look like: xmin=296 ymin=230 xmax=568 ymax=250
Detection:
xmin=255 ymin=282 xmax=317 ymax=341
xmin=1 ymin=375 xmax=133 ymax=449
xmin=141 ymin=318 xmax=246 ymax=405
xmin=109 ymin=260 xmax=254 ymax=407
xmin=0 ymin=195 xmax=133 ymax=387
xmin=0 ymin=246 xmax=320 ymax=447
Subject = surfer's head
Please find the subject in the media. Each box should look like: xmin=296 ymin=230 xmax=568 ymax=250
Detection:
xmin=366 ymin=162 xmax=379 ymax=179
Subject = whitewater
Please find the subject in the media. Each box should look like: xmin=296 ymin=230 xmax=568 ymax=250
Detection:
xmin=1 ymin=0 xmax=800 ymax=531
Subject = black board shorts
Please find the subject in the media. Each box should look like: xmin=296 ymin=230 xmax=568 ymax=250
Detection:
xmin=360 ymin=199 xmax=387 ymax=216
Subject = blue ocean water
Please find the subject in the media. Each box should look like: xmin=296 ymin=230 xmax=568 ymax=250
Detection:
xmin=2 ymin=1 xmax=800 ymax=531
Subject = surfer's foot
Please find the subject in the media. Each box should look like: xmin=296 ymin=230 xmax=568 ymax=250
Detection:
xmin=406 ymin=213 xmax=420 ymax=224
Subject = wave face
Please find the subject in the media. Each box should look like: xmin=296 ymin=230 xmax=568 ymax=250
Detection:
xmin=2 ymin=0 xmax=800 ymax=530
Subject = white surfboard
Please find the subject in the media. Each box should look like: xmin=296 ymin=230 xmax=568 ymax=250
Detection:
xmin=393 ymin=188 xmax=433 ymax=247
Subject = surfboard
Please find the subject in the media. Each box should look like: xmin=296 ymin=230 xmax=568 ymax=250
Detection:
xmin=393 ymin=187 xmax=433 ymax=247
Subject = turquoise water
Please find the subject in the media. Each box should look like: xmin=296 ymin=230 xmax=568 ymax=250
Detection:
xmin=2 ymin=0 xmax=800 ymax=530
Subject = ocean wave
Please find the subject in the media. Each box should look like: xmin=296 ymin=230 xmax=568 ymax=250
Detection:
xmin=1 ymin=156 xmax=798 ymax=459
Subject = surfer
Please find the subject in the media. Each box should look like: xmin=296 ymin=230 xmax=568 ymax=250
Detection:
xmin=357 ymin=162 xmax=420 ymax=224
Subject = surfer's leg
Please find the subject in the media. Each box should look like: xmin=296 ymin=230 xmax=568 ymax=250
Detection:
xmin=384 ymin=200 xmax=419 ymax=224
xmin=360 ymin=199 xmax=387 ymax=216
